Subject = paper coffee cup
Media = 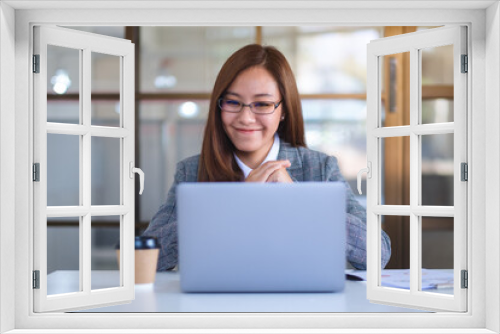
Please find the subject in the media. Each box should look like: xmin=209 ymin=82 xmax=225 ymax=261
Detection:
xmin=134 ymin=248 xmax=160 ymax=284
xmin=116 ymin=236 xmax=160 ymax=284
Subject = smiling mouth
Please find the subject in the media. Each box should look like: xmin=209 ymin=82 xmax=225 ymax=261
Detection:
xmin=236 ymin=128 xmax=260 ymax=133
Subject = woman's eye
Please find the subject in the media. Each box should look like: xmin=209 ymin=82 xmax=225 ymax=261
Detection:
xmin=225 ymin=100 xmax=241 ymax=106
xmin=253 ymin=102 xmax=272 ymax=108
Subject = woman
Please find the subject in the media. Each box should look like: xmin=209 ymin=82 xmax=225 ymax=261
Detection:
xmin=143 ymin=44 xmax=391 ymax=271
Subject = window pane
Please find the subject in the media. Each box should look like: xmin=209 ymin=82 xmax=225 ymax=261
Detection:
xmin=47 ymin=133 xmax=80 ymax=206
xmin=421 ymin=44 xmax=453 ymax=85
xmin=421 ymin=134 xmax=454 ymax=206
xmin=262 ymin=26 xmax=383 ymax=94
xmin=91 ymin=52 xmax=121 ymax=127
xmin=381 ymin=137 xmax=410 ymax=206
xmin=421 ymin=44 xmax=454 ymax=124
xmin=92 ymin=52 xmax=120 ymax=93
xmin=47 ymin=45 xmax=80 ymax=124
xmin=380 ymin=51 xmax=410 ymax=127
xmin=422 ymin=99 xmax=453 ymax=124
xmin=91 ymin=137 xmax=121 ymax=206
xmin=47 ymin=100 xmax=79 ymax=124
xmin=421 ymin=217 xmax=454 ymax=295
xmin=47 ymin=220 xmax=80 ymax=295
xmin=140 ymin=27 xmax=255 ymax=93
xmin=139 ymin=100 xmax=208 ymax=222
xmin=380 ymin=215 xmax=410 ymax=289
xmin=91 ymin=216 xmax=121 ymax=290
xmin=92 ymin=101 xmax=120 ymax=127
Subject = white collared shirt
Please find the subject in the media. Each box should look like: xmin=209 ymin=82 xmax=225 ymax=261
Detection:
xmin=234 ymin=133 xmax=280 ymax=179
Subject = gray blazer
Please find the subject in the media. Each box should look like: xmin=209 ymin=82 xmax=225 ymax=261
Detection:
xmin=143 ymin=141 xmax=392 ymax=271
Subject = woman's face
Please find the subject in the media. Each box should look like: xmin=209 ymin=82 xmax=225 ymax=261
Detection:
xmin=221 ymin=66 xmax=283 ymax=167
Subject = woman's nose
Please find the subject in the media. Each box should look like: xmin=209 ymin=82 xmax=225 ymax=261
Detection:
xmin=236 ymin=105 xmax=256 ymax=123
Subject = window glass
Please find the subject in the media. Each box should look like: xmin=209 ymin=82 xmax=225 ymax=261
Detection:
xmin=47 ymin=220 xmax=80 ymax=295
xmin=380 ymin=215 xmax=410 ymax=289
xmin=381 ymin=136 xmax=410 ymax=206
xmin=422 ymin=99 xmax=453 ymax=124
xmin=380 ymin=51 xmax=410 ymax=127
xmin=92 ymin=101 xmax=121 ymax=127
xmin=421 ymin=217 xmax=454 ymax=295
xmin=91 ymin=137 xmax=121 ymax=206
xmin=47 ymin=100 xmax=79 ymax=124
xmin=421 ymin=44 xmax=453 ymax=85
xmin=47 ymin=133 xmax=80 ymax=206
xmin=47 ymin=45 xmax=80 ymax=123
xmin=91 ymin=52 xmax=121 ymax=127
xmin=91 ymin=52 xmax=121 ymax=94
xmin=91 ymin=216 xmax=121 ymax=290
xmin=421 ymin=134 xmax=454 ymax=206
xmin=421 ymin=44 xmax=454 ymax=124
xmin=382 ymin=215 xmax=410 ymax=270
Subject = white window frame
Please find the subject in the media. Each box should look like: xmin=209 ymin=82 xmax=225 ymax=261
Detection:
xmin=0 ymin=1 xmax=498 ymax=333
xmin=33 ymin=25 xmax=136 ymax=312
xmin=366 ymin=26 xmax=468 ymax=312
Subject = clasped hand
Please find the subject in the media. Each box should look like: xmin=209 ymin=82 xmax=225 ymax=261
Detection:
xmin=245 ymin=160 xmax=293 ymax=183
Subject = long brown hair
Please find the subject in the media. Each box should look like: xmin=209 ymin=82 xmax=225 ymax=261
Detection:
xmin=198 ymin=44 xmax=306 ymax=182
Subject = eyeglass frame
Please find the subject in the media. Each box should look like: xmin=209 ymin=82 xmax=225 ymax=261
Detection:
xmin=218 ymin=98 xmax=283 ymax=115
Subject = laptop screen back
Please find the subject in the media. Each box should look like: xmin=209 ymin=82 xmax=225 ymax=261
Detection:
xmin=177 ymin=182 xmax=346 ymax=292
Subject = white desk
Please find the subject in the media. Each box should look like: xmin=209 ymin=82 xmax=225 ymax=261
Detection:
xmin=47 ymin=270 xmax=430 ymax=313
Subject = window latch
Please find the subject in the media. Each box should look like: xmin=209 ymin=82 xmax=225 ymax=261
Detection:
xmin=129 ymin=162 xmax=145 ymax=195
xmin=357 ymin=162 xmax=372 ymax=195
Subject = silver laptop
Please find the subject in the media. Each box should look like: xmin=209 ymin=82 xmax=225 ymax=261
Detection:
xmin=177 ymin=182 xmax=346 ymax=293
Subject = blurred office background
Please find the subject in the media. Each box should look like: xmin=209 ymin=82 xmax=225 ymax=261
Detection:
xmin=47 ymin=26 xmax=454 ymax=276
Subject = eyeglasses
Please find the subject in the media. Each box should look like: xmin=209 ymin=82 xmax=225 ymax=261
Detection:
xmin=218 ymin=98 xmax=283 ymax=115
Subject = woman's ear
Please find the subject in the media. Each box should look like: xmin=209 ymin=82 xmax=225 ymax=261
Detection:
xmin=280 ymin=114 xmax=285 ymax=121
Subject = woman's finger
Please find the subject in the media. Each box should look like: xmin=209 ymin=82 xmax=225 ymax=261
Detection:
xmin=246 ymin=161 xmax=287 ymax=182
xmin=266 ymin=167 xmax=293 ymax=183
xmin=245 ymin=160 xmax=290 ymax=182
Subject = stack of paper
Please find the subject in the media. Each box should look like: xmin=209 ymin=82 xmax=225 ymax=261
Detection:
xmin=346 ymin=269 xmax=454 ymax=290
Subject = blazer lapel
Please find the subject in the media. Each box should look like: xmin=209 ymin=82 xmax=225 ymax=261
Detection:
xmin=277 ymin=141 xmax=304 ymax=181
